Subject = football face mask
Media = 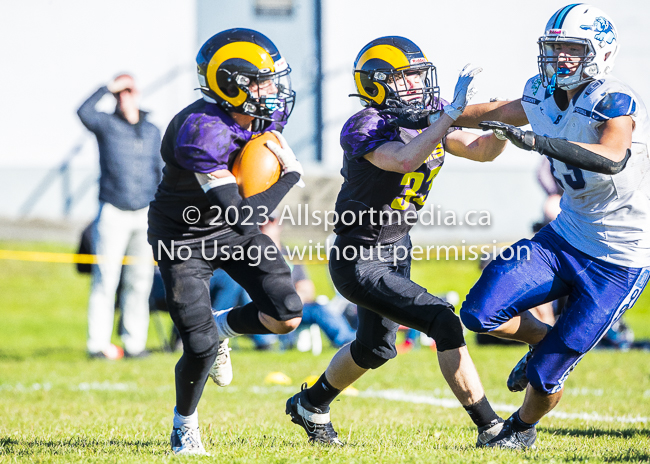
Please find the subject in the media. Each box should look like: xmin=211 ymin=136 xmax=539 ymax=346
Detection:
xmin=372 ymin=65 xmax=438 ymax=108
xmin=538 ymin=37 xmax=593 ymax=91
xmin=245 ymin=70 xmax=295 ymax=121
xmin=352 ymin=36 xmax=440 ymax=109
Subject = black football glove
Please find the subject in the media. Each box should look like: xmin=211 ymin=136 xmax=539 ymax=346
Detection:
xmin=379 ymin=104 xmax=440 ymax=130
xmin=479 ymin=121 xmax=631 ymax=175
xmin=478 ymin=121 xmax=536 ymax=151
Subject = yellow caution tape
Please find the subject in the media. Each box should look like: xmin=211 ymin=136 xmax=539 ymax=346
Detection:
xmin=0 ymin=249 xmax=149 ymax=265
xmin=0 ymin=241 xmax=514 ymax=266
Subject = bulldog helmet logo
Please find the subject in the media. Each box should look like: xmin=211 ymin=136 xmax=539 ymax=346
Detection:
xmin=580 ymin=17 xmax=616 ymax=45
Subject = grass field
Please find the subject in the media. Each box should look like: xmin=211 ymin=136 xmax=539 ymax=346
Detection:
xmin=1 ymin=240 xmax=649 ymax=463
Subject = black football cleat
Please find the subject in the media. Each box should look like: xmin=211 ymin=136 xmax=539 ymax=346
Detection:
xmin=507 ymin=346 xmax=534 ymax=392
xmin=286 ymin=384 xmax=343 ymax=445
xmin=484 ymin=414 xmax=537 ymax=450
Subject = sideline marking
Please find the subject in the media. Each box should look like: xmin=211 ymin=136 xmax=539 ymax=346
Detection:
xmin=247 ymin=386 xmax=649 ymax=424
xmin=358 ymin=389 xmax=648 ymax=424
xmin=3 ymin=382 xmax=647 ymax=424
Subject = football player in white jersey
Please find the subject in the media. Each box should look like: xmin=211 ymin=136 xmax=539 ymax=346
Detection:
xmin=450 ymin=3 xmax=650 ymax=449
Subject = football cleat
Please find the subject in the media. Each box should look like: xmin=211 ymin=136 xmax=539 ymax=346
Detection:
xmin=507 ymin=346 xmax=534 ymax=392
xmin=476 ymin=418 xmax=505 ymax=447
xmin=484 ymin=415 xmax=537 ymax=450
xmin=208 ymin=338 xmax=232 ymax=387
xmin=286 ymin=384 xmax=343 ymax=445
xmin=170 ymin=425 xmax=208 ymax=455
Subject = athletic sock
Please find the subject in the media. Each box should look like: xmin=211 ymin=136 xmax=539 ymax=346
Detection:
xmin=306 ymin=373 xmax=341 ymax=412
xmin=463 ymin=396 xmax=500 ymax=428
xmin=226 ymin=302 xmax=273 ymax=335
xmin=173 ymin=406 xmax=198 ymax=429
xmin=510 ymin=409 xmax=537 ymax=431
xmin=213 ymin=308 xmax=241 ymax=339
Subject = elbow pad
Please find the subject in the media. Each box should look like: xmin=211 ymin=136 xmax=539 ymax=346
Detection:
xmin=204 ymin=183 xmax=259 ymax=235
xmin=196 ymin=172 xmax=300 ymax=235
xmin=534 ymin=136 xmax=631 ymax=175
xmin=195 ymin=173 xmax=258 ymax=235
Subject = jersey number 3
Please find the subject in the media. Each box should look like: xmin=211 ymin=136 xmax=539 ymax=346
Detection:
xmin=391 ymin=167 xmax=441 ymax=210
xmin=549 ymin=159 xmax=586 ymax=190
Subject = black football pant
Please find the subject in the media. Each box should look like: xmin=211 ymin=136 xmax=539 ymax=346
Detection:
xmin=155 ymin=232 xmax=302 ymax=415
xmin=329 ymin=234 xmax=463 ymax=369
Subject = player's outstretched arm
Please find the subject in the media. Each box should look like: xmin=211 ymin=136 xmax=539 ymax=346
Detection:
xmin=364 ymin=112 xmax=456 ymax=173
xmin=366 ymin=64 xmax=482 ymax=173
xmin=455 ymin=99 xmax=528 ymax=128
xmin=479 ymin=116 xmax=633 ymax=174
xmin=444 ymin=129 xmax=508 ymax=163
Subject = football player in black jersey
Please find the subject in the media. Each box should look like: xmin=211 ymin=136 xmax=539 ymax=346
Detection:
xmin=285 ymin=36 xmax=508 ymax=446
xmin=147 ymin=29 xmax=304 ymax=455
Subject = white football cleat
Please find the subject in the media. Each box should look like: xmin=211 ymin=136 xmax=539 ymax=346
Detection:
xmin=170 ymin=425 xmax=208 ymax=455
xmin=208 ymin=338 xmax=233 ymax=387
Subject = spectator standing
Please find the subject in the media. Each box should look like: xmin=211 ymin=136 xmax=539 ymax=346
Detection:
xmin=77 ymin=74 xmax=163 ymax=359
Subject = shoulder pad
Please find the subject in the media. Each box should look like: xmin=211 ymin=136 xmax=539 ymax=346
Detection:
xmin=591 ymin=92 xmax=637 ymax=122
xmin=340 ymin=108 xmax=398 ymax=160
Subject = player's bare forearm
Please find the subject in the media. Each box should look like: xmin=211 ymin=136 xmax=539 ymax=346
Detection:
xmin=446 ymin=131 xmax=507 ymax=163
xmin=474 ymin=133 xmax=508 ymax=162
xmin=456 ymin=99 xmax=528 ymax=128
xmin=365 ymin=112 xmax=455 ymax=173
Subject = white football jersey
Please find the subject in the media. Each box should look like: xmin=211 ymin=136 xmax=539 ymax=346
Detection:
xmin=522 ymin=75 xmax=650 ymax=268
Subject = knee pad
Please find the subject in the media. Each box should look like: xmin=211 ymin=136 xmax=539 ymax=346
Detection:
xmin=283 ymin=293 xmax=303 ymax=317
xmin=260 ymin=273 xmax=303 ymax=321
xmin=428 ymin=308 xmax=466 ymax=352
xmin=349 ymin=339 xmax=395 ymax=369
xmin=180 ymin=321 xmax=219 ymax=358
xmin=459 ymin=303 xmax=492 ymax=333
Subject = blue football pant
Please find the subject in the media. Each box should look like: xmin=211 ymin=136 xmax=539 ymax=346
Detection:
xmin=461 ymin=226 xmax=649 ymax=394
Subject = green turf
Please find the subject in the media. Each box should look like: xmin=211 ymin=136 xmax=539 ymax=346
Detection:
xmin=1 ymin=241 xmax=649 ymax=463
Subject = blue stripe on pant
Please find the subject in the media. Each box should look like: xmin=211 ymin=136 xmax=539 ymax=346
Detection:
xmin=460 ymin=225 xmax=649 ymax=394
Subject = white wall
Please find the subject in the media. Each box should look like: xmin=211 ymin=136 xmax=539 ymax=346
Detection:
xmin=0 ymin=0 xmax=198 ymax=171
xmin=0 ymin=0 xmax=198 ymax=220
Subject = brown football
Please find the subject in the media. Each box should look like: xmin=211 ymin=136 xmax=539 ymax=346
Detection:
xmin=232 ymin=132 xmax=282 ymax=198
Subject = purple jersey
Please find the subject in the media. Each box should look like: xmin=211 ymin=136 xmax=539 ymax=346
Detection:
xmin=148 ymin=99 xmax=284 ymax=245
xmin=334 ymin=102 xmax=455 ymax=245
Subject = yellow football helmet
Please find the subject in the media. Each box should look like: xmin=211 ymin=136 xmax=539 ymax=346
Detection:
xmin=197 ymin=28 xmax=295 ymax=122
xmin=353 ymin=36 xmax=439 ymax=108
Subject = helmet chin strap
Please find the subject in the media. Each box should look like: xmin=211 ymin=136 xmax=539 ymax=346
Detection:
xmin=546 ymin=72 xmax=558 ymax=96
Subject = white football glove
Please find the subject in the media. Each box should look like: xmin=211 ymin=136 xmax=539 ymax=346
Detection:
xmin=266 ymin=130 xmax=305 ymax=187
xmin=443 ymin=63 xmax=482 ymax=121
xmin=487 ymin=97 xmax=508 ymax=140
